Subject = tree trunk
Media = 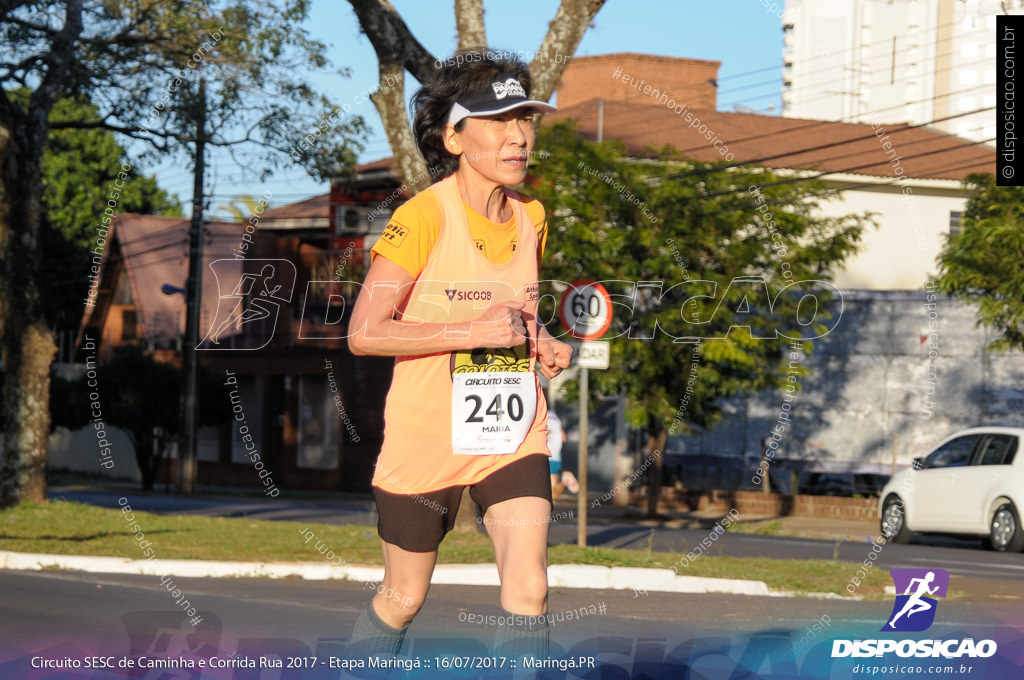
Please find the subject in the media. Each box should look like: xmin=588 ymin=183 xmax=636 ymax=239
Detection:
xmin=528 ymin=0 xmax=608 ymax=102
xmin=370 ymin=60 xmax=430 ymax=193
xmin=455 ymin=0 xmax=486 ymax=51
xmin=452 ymin=487 xmax=481 ymax=534
xmin=0 ymin=125 xmax=58 ymax=507
xmin=135 ymin=429 xmax=158 ymax=492
xmin=349 ymin=0 xmax=607 ymax=188
xmin=0 ymin=0 xmax=82 ymax=508
xmin=645 ymin=423 xmax=666 ymax=519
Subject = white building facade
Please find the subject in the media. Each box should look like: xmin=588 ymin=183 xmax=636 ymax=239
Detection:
xmin=782 ymin=0 xmax=1017 ymax=145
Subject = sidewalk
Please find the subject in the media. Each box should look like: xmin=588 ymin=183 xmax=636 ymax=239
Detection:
xmin=552 ymin=494 xmax=882 ymax=542
xmin=0 ymin=550 xmax=773 ymax=597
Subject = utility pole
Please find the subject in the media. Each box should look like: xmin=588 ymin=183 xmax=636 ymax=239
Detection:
xmin=178 ymin=77 xmax=207 ymax=496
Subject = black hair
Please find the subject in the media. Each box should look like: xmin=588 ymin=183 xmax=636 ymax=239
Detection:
xmin=412 ymin=48 xmax=533 ymax=182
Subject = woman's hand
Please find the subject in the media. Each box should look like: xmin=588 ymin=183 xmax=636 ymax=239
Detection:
xmin=537 ymin=331 xmax=573 ymax=379
xmin=471 ymin=300 xmax=528 ymax=348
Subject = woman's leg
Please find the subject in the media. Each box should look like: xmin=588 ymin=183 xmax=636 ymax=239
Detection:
xmin=348 ymin=540 xmax=436 ymax=660
xmin=375 ymin=540 xmax=437 ymax=628
xmin=485 ymin=496 xmax=552 ymax=615
xmin=485 ymin=496 xmax=552 ymax=659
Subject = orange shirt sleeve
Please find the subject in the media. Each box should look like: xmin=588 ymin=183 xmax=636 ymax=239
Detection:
xmin=370 ymin=191 xmax=442 ymax=279
xmin=525 ymin=199 xmax=547 ymax=266
xmin=371 ymin=189 xmax=547 ymax=275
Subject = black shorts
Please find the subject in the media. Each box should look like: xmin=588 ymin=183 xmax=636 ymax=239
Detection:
xmin=372 ymin=454 xmax=552 ymax=552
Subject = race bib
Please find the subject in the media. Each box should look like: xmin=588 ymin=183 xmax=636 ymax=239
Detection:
xmin=451 ymin=371 xmax=537 ymax=455
xmin=450 ymin=341 xmax=535 ymax=455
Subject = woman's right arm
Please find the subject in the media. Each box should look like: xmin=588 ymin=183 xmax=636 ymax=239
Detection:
xmin=347 ymin=255 xmax=527 ymax=357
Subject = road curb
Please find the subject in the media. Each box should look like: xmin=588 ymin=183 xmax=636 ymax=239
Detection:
xmin=0 ymin=550 xmax=769 ymax=596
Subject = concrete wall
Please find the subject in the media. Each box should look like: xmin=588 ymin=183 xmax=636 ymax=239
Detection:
xmin=48 ymin=426 xmax=141 ymax=482
xmin=671 ymin=291 xmax=1024 ymax=478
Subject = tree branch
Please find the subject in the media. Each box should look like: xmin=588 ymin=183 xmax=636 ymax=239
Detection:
xmin=348 ymin=0 xmax=437 ymax=85
xmin=28 ymin=0 xmax=83 ymax=138
xmin=455 ymin=0 xmax=486 ymax=51
xmin=370 ymin=58 xmax=429 ymax=191
xmin=530 ymin=0 xmax=606 ymax=101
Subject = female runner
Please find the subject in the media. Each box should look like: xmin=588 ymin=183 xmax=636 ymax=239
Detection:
xmin=347 ymin=49 xmax=573 ymax=661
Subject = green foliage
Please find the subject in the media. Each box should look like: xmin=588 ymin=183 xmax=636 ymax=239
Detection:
xmin=38 ymin=94 xmax=182 ymax=329
xmin=935 ymin=173 xmax=1024 ymax=352
xmin=530 ymin=122 xmax=873 ymax=432
xmin=4 ymin=1 xmax=367 ymax=181
xmin=218 ymin=194 xmax=265 ymax=223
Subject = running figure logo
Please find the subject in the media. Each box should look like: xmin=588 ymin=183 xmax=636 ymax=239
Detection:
xmin=199 ymin=259 xmax=296 ymax=350
xmin=881 ymin=568 xmax=949 ymax=632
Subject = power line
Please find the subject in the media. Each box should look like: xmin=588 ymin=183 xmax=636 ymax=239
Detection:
xmin=651 ymin=105 xmax=995 ymax=183
xmin=706 ymin=136 xmax=996 ymax=199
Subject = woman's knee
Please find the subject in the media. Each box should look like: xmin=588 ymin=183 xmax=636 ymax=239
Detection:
xmin=375 ymin=590 xmax=425 ymax=626
xmin=502 ymin=568 xmax=548 ymax=606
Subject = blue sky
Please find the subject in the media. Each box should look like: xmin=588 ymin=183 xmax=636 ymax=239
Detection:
xmin=156 ymin=0 xmax=786 ymax=218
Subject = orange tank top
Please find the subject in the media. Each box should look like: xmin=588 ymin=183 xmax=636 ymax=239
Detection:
xmin=371 ymin=174 xmax=549 ymax=495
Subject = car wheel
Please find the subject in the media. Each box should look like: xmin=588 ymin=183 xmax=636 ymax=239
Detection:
xmin=880 ymin=495 xmax=912 ymax=544
xmin=989 ymin=502 xmax=1024 ymax=553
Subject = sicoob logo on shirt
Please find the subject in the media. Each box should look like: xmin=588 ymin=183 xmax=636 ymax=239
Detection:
xmin=380 ymin=221 xmax=408 ymax=247
xmin=444 ymin=288 xmax=492 ymax=302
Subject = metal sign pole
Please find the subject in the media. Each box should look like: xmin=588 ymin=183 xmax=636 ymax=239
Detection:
xmin=577 ymin=366 xmax=589 ymax=547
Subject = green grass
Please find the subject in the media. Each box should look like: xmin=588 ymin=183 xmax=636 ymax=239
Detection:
xmin=0 ymin=500 xmax=891 ymax=597
xmin=728 ymin=519 xmax=788 ymax=536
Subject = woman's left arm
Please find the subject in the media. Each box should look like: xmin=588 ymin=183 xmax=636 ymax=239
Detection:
xmin=537 ymin=324 xmax=573 ymax=379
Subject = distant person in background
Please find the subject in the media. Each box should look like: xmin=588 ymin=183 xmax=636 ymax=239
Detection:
xmin=547 ymin=410 xmax=578 ymax=498
xmin=547 ymin=410 xmax=566 ymax=497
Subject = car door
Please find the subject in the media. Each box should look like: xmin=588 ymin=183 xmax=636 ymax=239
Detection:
xmin=909 ymin=434 xmax=979 ymax=531
xmin=947 ymin=434 xmax=1020 ymax=533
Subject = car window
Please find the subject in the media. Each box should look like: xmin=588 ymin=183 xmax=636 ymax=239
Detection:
xmin=973 ymin=435 xmax=1019 ymax=466
xmin=926 ymin=435 xmax=978 ymax=469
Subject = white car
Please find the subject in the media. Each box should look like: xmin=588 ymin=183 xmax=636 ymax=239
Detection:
xmin=878 ymin=427 xmax=1024 ymax=552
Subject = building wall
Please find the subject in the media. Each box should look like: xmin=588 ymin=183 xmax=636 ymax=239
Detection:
xmin=668 ymin=293 xmax=1024 ymax=483
xmin=782 ymin=0 xmax=1007 ymax=144
xmin=823 ymin=176 xmax=966 ymax=290
xmin=556 ymin=53 xmax=720 ymax=110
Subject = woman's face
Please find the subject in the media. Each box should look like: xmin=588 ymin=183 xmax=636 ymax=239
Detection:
xmin=445 ymin=109 xmax=536 ymax=187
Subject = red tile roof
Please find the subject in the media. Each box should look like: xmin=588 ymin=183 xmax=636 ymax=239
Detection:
xmin=547 ymin=99 xmax=995 ymax=181
xmin=81 ymin=214 xmax=245 ymax=344
xmin=258 ymin=192 xmax=331 ymax=222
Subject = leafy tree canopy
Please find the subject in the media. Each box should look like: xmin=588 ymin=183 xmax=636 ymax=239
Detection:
xmin=530 ymin=122 xmax=874 ymax=431
xmin=935 ymin=173 xmax=1024 ymax=352
xmin=34 ymin=92 xmax=182 ymax=329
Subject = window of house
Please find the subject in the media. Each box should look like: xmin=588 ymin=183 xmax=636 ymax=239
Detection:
xmin=297 ymin=375 xmax=340 ymax=470
xmin=197 ymin=426 xmax=220 ymax=462
xmin=230 ymin=376 xmax=263 ymax=464
xmin=949 ymin=211 xmax=964 ymax=237
xmin=121 ymin=309 xmax=137 ymax=341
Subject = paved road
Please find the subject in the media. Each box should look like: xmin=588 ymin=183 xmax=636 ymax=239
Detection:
xmin=2 ymin=569 xmax=1022 ymax=679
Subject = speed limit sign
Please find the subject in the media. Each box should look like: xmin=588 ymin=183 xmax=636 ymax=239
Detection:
xmin=559 ymin=279 xmax=613 ymax=340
